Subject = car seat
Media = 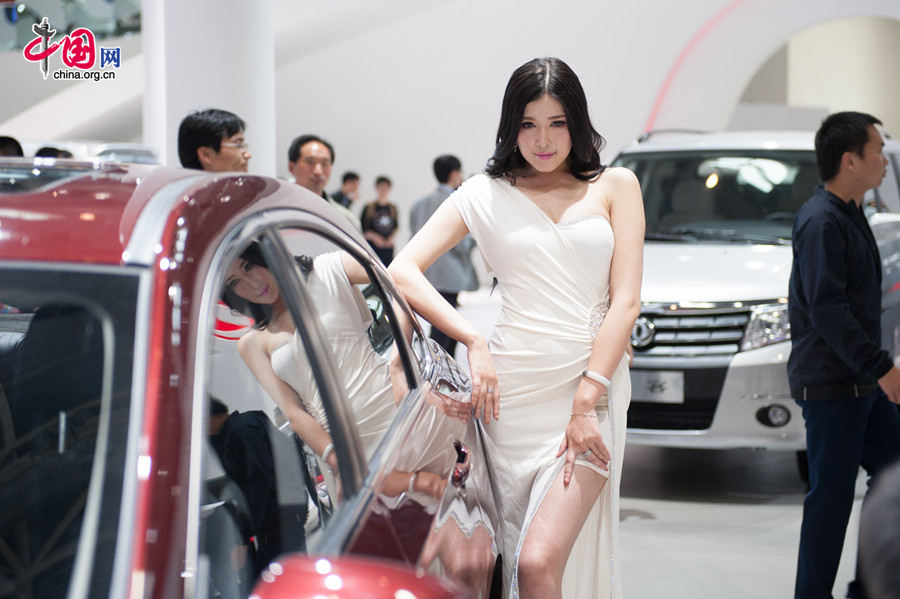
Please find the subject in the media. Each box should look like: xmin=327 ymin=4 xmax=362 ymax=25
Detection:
xmin=659 ymin=179 xmax=717 ymax=230
xmin=0 ymin=303 xmax=103 ymax=598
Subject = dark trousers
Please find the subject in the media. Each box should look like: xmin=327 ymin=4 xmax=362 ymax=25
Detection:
xmin=795 ymin=390 xmax=900 ymax=599
xmin=430 ymin=291 xmax=459 ymax=359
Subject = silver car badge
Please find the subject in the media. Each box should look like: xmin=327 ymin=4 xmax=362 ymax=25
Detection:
xmin=631 ymin=316 xmax=656 ymax=349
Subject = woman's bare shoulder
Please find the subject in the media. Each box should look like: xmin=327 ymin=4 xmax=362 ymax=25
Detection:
xmin=237 ymin=328 xmax=263 ymax=356
xmin=599 ymin=166 xmax=639 ymax=189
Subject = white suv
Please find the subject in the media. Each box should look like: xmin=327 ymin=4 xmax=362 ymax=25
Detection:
xmin=611 ymin=130 xmax=900 ymax=460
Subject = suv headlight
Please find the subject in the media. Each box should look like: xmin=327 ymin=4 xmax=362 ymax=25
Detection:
xmin=740 ymin=303 xmax=790 ymax=351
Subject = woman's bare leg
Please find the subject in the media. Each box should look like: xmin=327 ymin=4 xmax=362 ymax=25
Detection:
xmin=517 ymin=466 xmax=607 ymax=599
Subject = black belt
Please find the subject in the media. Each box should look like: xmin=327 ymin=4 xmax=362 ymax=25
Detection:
xmin=795 ymin=382 xmax=879 ymax=401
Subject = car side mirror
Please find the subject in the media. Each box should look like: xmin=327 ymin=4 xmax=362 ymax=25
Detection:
xmin=250 ymin=554 xmax=474 ymax=598
xmin=420 ymin=337 xmax=472 ymax=401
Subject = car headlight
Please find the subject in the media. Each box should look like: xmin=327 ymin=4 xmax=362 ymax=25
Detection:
xmin=740 ymin=303 xmax=790 ymax=351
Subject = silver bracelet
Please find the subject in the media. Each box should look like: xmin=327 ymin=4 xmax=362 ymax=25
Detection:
xmin=407 ymin=471 xmax=419 ymax=495
xmin=321 ymin=443 xmax=334 ymax=463
xmin=582 ymin=369 xmax=611 ymax=389
xmin=571 ymin=412 xmax=598 ymax=418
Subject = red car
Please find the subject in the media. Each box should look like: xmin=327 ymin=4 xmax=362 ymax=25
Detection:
xmin=0 ymin=159 xmax=502 ymax=598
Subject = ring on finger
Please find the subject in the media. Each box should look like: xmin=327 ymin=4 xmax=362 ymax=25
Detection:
xmin=486 ymin=386 xmax=495 ymax=394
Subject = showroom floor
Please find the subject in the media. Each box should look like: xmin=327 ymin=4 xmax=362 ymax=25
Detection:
xmin=455 ymin=288 xmax=866 ymax=599
xmin=619 ymin=445 xmax=865 ymax=598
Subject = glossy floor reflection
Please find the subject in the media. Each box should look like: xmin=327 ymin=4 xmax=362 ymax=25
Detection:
xmin=620 ymin=445 xmax=866 ymax=599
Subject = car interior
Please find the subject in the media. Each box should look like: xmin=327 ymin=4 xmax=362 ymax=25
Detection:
xmin=0 ymin=304 xmax=103 ymax=598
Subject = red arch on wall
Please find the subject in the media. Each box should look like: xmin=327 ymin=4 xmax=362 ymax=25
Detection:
xmin=643 ymin=0 xmax=747 ymax=133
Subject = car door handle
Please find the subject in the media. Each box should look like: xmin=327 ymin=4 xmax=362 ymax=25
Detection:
xmin=451 ymin=440 xmax=470 ymax=488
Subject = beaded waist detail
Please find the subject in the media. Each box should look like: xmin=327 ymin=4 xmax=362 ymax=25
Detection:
xmin=589 ymin=302 xmax=610 ymax=339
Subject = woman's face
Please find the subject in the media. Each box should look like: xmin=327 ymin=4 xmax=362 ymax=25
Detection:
xmin=226 ymin=257 xmax=280 ymax=304
xmin=516 ymin=94 xmax=572 ymax=174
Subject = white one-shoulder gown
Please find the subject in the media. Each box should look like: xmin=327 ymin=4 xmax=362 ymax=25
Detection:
xmin=453 ymin=174 xmax=630 ymax=599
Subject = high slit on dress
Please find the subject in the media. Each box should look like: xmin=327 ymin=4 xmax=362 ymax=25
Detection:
xmin=452 ymin=174 xmax=630 ymax=599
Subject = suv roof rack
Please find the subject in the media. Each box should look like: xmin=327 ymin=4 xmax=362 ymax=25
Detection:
xmin=635 ymin=129 xmax=709 ymax=143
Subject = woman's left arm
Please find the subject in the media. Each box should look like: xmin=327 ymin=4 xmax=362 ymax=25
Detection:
xmin=573 ymin=167 xmax=644 ymax=413
xmin=560 ymin=168 xmax=644 ymax=483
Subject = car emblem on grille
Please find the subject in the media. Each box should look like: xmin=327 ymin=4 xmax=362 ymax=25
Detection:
xmin=631 ymin=316 xmax=656 ymax=349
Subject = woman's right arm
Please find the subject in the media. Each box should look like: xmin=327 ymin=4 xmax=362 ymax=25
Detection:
xmin=388 ymin=200 xmax=499 ymax=422
xmin=236 ymin=332 xmax=335 ymax=467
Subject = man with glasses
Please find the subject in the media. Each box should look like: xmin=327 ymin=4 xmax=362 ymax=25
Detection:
xmin=288 ymin=134 xmax=360 ymax=230
xmin=178 ymin=108 xmax=254 ymax=341
xmin=178 ymin=108 xmax=251 ymax=173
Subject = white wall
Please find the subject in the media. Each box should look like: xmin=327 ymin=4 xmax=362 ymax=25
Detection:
xmin=788 ymin=17 xmax=900 ymax=135
xmin=270 ymin=0 xmax=900 ymax=245
xmin=272 ymin=0 xmax=725 ymax=240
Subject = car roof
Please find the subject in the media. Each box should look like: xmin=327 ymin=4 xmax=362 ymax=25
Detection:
xmin=618 ymin=130 xmax=817 ymax=153
xmin=617 ymin=129 xmax=900 ymax=155
xmin=0 ymin=158 xmax=358 ymax=265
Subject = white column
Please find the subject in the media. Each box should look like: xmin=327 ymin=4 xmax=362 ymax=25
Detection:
xmin=141 ymin=0 xmax=276 ymax=175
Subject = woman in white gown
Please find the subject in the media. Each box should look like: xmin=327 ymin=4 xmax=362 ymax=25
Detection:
xmin=389 ymin=57 xmax=644 ymax=598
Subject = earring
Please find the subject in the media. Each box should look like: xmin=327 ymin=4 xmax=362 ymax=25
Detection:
xmin=513 ymin=143 xmax=518 ymax=152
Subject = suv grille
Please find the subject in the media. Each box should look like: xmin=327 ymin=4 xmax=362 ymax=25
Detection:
xmin=629 ymin=303 xmax=757 ymax=431
xmin=633 ymin=305 xmax=750 ymax=357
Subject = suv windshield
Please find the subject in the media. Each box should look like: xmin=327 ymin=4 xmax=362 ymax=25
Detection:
xmin=613 ymin=150 xmax=821 ymax=244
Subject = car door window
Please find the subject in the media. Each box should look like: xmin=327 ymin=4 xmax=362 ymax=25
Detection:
xmin=200 ymin=229 xmax=417 ymax=596
xmin=0 ymin=269 xmax=137 ymax=599
xmin=201 ymin=237 xmax=338 ymax=599
xmin=272 ymin=227 xmax=408 ymax=461
xmin=873 ymin=151 xmax=900 ymax=213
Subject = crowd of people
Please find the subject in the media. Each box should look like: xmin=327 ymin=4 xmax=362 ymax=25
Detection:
xmin=0 ymin=136 xmax=72 ymax=158
xmin=4 ymin=55 xmax=900 ymax=599
xmin=174 ymin=107 xmax=480 ymax=360
xmin=176 ymin=110 xmax=448 ymax=271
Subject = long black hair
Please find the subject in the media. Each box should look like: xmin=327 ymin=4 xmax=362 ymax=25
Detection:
xmin=485 ymin=57 xmax=606 ymax=182
xmin=220 ymin=242 xmax=313 ymax=330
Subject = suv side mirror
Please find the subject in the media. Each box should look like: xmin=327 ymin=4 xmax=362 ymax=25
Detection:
xmin=251 ymin=554 xmax=474 ymax=598
xmin=868 ymin=212 xmax=900 ymax=226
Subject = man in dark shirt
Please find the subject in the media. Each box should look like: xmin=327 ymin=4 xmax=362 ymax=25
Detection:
xmin=287 ymin=134 xmax=360 ymax=230
xmin=208 ymin=399 xmax=308 ymax=578
xmin=788 ymin=111 xmax=900 ymax=599
xmin=332 ymin=170 xmax=360 ymax=209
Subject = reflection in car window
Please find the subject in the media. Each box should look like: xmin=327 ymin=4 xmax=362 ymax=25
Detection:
xmin=273 ymin=229 xmax=404 ymax=458
xmin=204 ymin=232 xmax=411 ymax=592
xmin=205 ymin=240 xmax=330 ymax=598
xmin=201 ymin=397 xmax=312 ymax=598
xmin=0 ymin=270 xmax=137 ymax=599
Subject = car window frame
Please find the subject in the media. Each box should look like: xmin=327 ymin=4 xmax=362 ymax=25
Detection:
xmin=878 ymin=151 xmax=900 ymax=213
xmin=187 ymin=208 xmax=428 ymax=587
